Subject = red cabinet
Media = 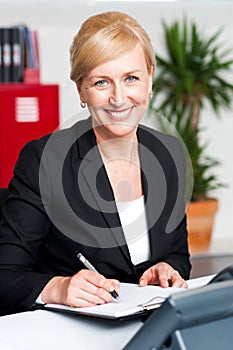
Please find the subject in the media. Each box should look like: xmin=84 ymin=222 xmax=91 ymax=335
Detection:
xmin=0 ymin=84 xmax=59 ymax=187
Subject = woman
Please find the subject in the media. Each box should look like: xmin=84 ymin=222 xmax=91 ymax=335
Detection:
xmin=0 ymin=11 xmax=191 ymax=315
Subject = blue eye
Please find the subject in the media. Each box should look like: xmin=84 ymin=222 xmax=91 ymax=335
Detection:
xmin=95 ymin=80 xmax=107 ymax=87
xmin=126 ymin=76 xmax=138 ymax=83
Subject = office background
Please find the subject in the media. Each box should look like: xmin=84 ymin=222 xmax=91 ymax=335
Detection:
xmin=1 ymin=0 xmax=233 ymax=255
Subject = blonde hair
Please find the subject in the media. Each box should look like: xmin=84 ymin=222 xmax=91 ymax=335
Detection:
xmin=70 ymin=11 xmax=155 ymax=84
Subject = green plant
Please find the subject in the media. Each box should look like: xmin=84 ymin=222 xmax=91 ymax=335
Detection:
xmin=150 ymin=17 xmax=233 ymax=201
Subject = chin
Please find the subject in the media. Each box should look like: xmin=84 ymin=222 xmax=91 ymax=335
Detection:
xmin=105 ymin=123 xmax=138 ymax=138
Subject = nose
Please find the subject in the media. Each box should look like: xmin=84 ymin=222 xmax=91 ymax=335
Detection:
xmin=109 ymin=82 xmax=126 ymax=106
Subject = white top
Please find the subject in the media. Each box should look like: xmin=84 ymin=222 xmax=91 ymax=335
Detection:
xmin=116 ymin=195 xmax=150 ymax=265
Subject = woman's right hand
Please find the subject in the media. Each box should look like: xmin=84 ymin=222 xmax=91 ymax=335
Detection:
xmin=40 ymin=269 xmax=120 ymax=307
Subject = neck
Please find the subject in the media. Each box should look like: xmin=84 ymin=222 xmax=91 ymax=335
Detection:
xmin=96 ymin=135 xmax=139 ymax=165
xmin=94 ymin=128 xmax=143 ymax=201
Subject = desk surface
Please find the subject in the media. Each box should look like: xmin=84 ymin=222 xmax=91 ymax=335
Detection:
xmin=0 ymin=310 xmax=143 ymax=350
xmin=0 ymin=276 xmax=213 ymax=350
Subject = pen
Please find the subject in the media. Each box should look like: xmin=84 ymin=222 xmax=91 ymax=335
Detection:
xmin=77 ymin=252 xmax=120 ymax=301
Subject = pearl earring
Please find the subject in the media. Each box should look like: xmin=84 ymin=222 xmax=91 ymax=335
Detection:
xmin=80 ymin=101 xmax=87 ymax=108
xmin=148 ymin=91 xmax=153 ymax=100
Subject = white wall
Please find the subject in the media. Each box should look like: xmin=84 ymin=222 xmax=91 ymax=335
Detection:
xmin=1 ymin=0 xmax=233 ymax=251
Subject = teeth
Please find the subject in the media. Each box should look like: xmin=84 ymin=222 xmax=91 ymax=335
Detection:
xmin=108 ymin=109 xmax=130 ymax=118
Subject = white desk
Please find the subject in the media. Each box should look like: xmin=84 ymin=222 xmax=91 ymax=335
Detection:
xmin=0 ymin=310 xmax=143 ymax=350
xmin=0 ymin=275 xmax=213 ymax=350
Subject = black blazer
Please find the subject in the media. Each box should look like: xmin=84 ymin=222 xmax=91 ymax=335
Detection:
xmin=0 ymin=117 xmax=191 ymax=315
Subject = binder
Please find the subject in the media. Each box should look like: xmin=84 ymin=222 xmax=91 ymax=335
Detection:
xmin=10 ymin=27 xmax=24 ymax=83
xmin=0 ymin=28 xmax=3 ymax=82
xmin=31 ymin=30 xmax=40 ymax=69
xmin=2 ymin=28 xmax=11 ymax=83
xmin=22 ymin=25 xmax=35 ymax=69
xmin=0 ymin=25 xmax=40 ymax=83
xmin=23 ymin=29 xmax=40 ymax=83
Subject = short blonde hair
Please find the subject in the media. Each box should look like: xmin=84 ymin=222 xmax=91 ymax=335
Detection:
xmin=70 ymin=11 xmax=155 ymax=84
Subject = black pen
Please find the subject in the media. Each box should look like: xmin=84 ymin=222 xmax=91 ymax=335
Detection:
xmin=77 ymin=253 xmax=120 ymax=301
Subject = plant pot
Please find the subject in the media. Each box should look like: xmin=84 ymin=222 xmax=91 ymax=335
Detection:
xmin=186 ymin=199 xmax=218 ymax=254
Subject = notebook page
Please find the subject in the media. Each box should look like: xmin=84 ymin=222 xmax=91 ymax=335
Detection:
xmin=45 ymin=282 xmax=185 ymax=318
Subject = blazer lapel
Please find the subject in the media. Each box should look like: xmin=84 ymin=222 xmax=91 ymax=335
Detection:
xmin=76 ymin=121 xmax=132 ymax=264
xmin=138 ymin=127 xmax=167 ymax=260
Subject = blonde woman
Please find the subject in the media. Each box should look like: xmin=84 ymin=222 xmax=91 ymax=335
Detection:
xmin=0 ymin=12 xmax=190 ymax=315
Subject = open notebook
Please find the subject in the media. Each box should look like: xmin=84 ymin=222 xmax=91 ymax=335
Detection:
xmin=43 ymin=282 xmax=186 ymax=320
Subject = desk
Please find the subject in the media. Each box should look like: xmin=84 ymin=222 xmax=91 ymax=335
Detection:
xmin=0 ymin=276 xmax=213 ymax=350
xmin=0 ymin=311 xmax=143 ymax=350
xmin=190 ymin=254 xmax=233 ymax=278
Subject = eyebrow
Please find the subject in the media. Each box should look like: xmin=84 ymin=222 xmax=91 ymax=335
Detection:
xmin=87 ymin=70 xmax=143 ymax=81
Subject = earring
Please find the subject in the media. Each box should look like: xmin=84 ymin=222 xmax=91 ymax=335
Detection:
xmin=148 ymin=91 xmax=153 ymax=100
xmin=80 ymin=101 xmax=87 ymax=108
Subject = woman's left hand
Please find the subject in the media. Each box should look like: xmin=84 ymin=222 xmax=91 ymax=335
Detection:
xmin=139 ymin=262 xmax=188 ymax=288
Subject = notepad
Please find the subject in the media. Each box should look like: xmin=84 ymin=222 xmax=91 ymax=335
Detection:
xmin=43 ymin=283 xmax=185 ymax=320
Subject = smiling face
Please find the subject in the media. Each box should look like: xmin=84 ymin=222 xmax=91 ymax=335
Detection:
xmin=77 ymin=43 xmax=153 ymax=142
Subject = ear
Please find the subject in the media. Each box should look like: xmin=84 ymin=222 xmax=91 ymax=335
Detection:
xmin=76 ymin=82 xmax=86 ymax=103
xmin=148 ymin=65 xmax=154 ymax=92
xmin=150 ymin=64 xmax=155 ymax=75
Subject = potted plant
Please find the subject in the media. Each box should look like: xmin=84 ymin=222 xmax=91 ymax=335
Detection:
xmin=150 ymin=17 xmax=233 ymax=253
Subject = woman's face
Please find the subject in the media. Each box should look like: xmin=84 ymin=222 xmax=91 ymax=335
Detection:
xmin=78 ymin=43 xmax=153 ymax=140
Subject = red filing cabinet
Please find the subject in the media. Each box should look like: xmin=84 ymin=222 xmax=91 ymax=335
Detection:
xmin=0 ymin=84 xmax=59 ymax=187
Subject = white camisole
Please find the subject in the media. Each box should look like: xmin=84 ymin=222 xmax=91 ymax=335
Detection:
xmin=116 ymin=195 xmax=150 ymax=265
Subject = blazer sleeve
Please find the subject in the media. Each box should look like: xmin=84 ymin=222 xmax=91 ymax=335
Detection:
xmin=0 ymin=139 xmax=55 ymax=315
xmin=159 ymin=134 xmax=191 ymax=280
xmin=146 ymin=130 xmax=191 ymax=280
xmin=162 ymin=215 xmax=191 ymax=280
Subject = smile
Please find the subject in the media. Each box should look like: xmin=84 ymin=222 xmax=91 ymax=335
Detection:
xmin=105 ymin=107 xmax=133 ymax=120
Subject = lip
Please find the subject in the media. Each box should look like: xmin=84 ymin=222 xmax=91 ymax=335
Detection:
xmin=104 ymin=106 xmax=134 ymax=120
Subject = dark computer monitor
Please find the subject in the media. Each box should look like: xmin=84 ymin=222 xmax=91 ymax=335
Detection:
xmin=123 ymin=280 xmax=233 ymax=350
